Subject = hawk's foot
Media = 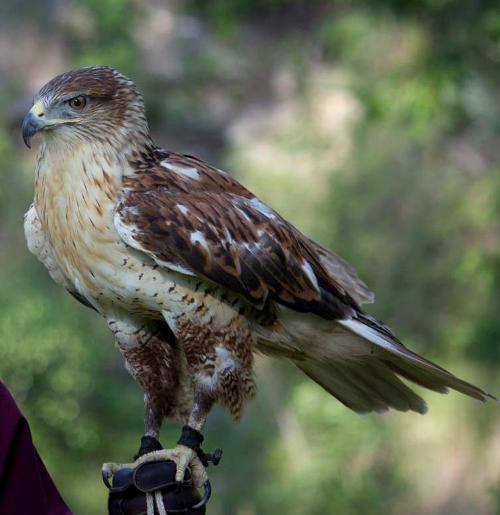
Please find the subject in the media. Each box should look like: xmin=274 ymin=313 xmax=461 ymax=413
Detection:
xmin=102 ymin=426 xmax=222 ymax=490
xmin=156 ymin=445 xmax=207 ymax=486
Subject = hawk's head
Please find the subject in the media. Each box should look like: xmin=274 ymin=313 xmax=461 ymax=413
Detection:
xmin=22 ymin=66 xmax=149 ymax=149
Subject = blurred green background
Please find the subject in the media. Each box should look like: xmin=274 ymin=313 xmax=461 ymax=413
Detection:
xmin=1 ymin=0 xmax=500 ymax=513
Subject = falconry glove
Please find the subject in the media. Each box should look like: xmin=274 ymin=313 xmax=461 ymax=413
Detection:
xmin=106 ymin=460 xmax=208 ymax=515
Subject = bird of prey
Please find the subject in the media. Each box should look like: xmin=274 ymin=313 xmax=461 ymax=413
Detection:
xmin=22 ymin=66 xmax=493 ymax=487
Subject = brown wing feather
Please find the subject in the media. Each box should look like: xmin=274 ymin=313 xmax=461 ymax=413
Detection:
xmin=117 ymin=150 xmax=371 ymax=319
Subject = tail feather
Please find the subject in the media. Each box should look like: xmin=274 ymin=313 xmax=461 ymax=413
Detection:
xmin=382 ymin=359 xmax=449 ymax=395
xmin=297 ymin=360 xmax=383 ymax=413
xmin=292 ymin=313 xmax=495 ymax=415
xmin=339 ymin=316 xmax=494 ymax=403
xmin=297 ymin=358 xmax=428 ymax=414
xmin=351 ymin=362 xmax=428 ymax=413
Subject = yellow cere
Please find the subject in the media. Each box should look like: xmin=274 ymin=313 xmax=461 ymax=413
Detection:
xmin=31 ymin=100 xmax=45 ymax=117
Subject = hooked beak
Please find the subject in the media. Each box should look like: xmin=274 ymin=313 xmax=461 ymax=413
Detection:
xmin=22 ymin=101 xmax=46 ymax=148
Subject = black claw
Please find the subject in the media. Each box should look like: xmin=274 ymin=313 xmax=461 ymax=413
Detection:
xmin=102 ymin=469 xmax=112 ymax=489
xmin=134 ymin=435 xmax=163 ymax=460
xmin=192 ymin=480 xmax=212 ymax=510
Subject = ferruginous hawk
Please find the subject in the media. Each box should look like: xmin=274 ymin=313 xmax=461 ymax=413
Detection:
xmin=22 ymin=66 xmax=494 ymax=489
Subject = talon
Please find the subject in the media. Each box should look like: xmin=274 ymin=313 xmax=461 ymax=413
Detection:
xmin=192 ymin=480 xmax=212 ymax=509
xmin=101 ymin=450 xmax=166 ymax=490
xmin=101 ymin=461 xmax=134 ymax=489
xmin=174 ymin=444 xmax=194 ymax=482
xmin=102 ymin=465 xmax=113 ymax=489
xmin=162 ymin=444 xmax=206 ymax=486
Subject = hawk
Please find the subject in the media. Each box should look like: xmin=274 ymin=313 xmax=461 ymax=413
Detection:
xmin=22 ymin=67 xmax=493 ymax=488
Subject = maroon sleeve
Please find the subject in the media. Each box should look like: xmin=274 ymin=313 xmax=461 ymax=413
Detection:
xmin=0 ymin=382 xmax=72 ymax=515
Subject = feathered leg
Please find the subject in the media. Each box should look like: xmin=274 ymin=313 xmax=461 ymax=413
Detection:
xmin=152 ymin=309 xmax=257 ymax=485
xmin=102 ymin=317 xmax=193 ymax=484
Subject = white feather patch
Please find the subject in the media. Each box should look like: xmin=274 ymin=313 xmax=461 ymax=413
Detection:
xmin=190 ymin=230 xmax=209 ymax=250
xmin=115 ymin=212 xmax=195 ymax=276
xmin=161 ymin=161 xmax=200 ymax=180
xmin=155 ymin=259 xmax=195 ymax=276
xmin=123 ymin=205 xmax=142 ymax=216
xmin=114 ymin=212 xmax=139 ymax=247
xmin=337 ymin=319 xmax=409 ymax=359
xmin=215 ymin=345 xmax=237 ymax=372
xmin=191 ymin=346 xmax=239 ymax=393
xmin=236 ymin=207 xmax=252 ymax=222
xmin=177 ymin=204 xmax=190 ymax=215
xmin=248 ymin=197 xmax=276 ymax=219
xmin=301 ymin=260 xmax=320 ymax=291
xmin=24 ymin=204 xmax=69 ymax=289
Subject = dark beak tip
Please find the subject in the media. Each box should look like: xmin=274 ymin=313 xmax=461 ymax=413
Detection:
xmin=22 ymin=111 xmax=44 ymax=149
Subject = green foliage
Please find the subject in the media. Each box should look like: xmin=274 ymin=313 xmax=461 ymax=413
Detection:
xmin=188 ymin=0 xmax=305 ymax=32
xmin=63 ymin=0 xmax=138 ymax=74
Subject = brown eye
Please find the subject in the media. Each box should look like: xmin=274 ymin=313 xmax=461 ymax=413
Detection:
xmin=68 ymin=95 xmax=87 ymax=110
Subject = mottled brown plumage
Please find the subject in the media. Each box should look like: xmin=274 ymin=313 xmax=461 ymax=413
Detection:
xmin=23 ymin=66 xmax=494 ymax=486
xmin=118 ymin=149 xmax=364 ymax=319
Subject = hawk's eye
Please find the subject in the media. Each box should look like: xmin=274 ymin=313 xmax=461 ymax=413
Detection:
xmin=68 ymin=95 xmax=87 ymax=110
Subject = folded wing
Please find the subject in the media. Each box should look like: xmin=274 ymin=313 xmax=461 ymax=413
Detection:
xmin=115 ymin=151 xmax=373 ymax=319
